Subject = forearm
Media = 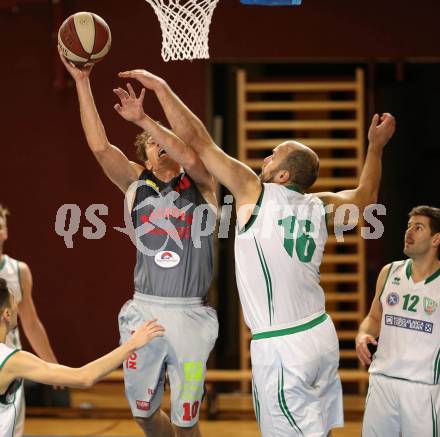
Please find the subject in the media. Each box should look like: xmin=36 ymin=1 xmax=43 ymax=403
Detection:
xmin=75 ymin=79 xmax=111 ymax=153
xmin=78 ymin=341 xmax=135 ymax=386
xmin=357 ymin=144 xmax=383 ymax=206
xmin=358 ymin=315 xmax=381 ymax=339
xmin=22 ymin=319 xmax=57 ymax=363
xmin=154 ymin=82 xmax=211 ymax=151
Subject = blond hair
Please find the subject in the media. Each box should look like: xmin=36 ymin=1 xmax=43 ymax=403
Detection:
xmin=0 ymin=205 xmax=10 ymax=221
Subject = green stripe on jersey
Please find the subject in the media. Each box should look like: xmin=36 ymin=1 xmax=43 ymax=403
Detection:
xmin=238 ymin=185 xmax=265 ymax=234
xmin=379 ymin=263 xmax=394 ymax=300
xmin=434 ymin=348 xmax=440 ymax=384
xmin=426 ymin=266 xmax=440 ymax=285
xmin=0 ymin=255 xmax=6 ymax=271
xmin=253 ymin=236 xmax=274 ymax=325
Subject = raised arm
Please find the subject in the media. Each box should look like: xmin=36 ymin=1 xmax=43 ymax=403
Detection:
xmin=355 ymin=263 xmax=391 ymax=366
xmin=58 ymin=48 xmax=141 ymax=193
xmin=316 ymin=113 xmax=396 ymax=225
xmin=2 ymin=320 xmax=164 ymax=389
xmin=117 ymin=70 xmax=262 ymax=214
xmin=17 ymin=262 xmax=57 ymax=363
xmin=113 ymin=84 xmax=217 ymax=205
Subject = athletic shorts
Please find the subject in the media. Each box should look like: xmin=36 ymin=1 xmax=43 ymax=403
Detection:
xmin=363 ymin=373 xmax=440 ymax=437
xmin=118 ymin=293 xmax=218 ymax=427
xmin=250 ymin=312 xmax=343 ymax=437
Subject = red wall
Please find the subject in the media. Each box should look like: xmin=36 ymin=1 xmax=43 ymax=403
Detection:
xmin=0 ymin=0 xmax=439 ymax=365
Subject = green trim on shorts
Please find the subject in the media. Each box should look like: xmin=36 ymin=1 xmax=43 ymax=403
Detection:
xmin=252 ymin=377 xmax=261 ymax=425
xmin=278 ymin=366 xmax=304 ymax=436
xmin=431 ymin=395 xmax=438 ymax=437
xmin=252 ymin=313 xmax=328 ymax=340
xmin=434 ymin=348 xmax=440 ymax=384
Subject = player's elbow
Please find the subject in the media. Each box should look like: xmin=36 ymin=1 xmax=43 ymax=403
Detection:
xmin=77 ymin=369 xmax=96 ymax=388
xmin=92 ymin=141 xmax=111 ymax=155
xmin=353 ymin=186 xmax=378 ymax=211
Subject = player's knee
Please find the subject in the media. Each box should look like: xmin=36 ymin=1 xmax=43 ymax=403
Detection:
xmin=175 ymin=423 xmax=200 ymax=437
xmin=134 ymin=409 xmax=161 ymax=430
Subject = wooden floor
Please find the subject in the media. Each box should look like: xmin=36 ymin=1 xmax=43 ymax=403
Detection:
xmin=25 ymin=418 xmax=361 ymax=436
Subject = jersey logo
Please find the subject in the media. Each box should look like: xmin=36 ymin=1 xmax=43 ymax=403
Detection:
xmin=385 ymin=314 xmax=433 ymax=334
xmin=423 ymin=297 xmax=438 ymax=315
xmin=391 ymin=276 xmax=401 ymax=286
xmin=386 ymin=292 xmax=400 ymax=306
xmin=154 ymin=250 xmax=180 ymax=268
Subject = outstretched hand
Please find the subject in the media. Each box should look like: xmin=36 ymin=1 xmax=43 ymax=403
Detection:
xmin=57 ymin=46 xmax=93 ymax=81
xmin=113 ymin=83 xmax=146 ymax=123
xmin=118 ymin=69 xmax=166 ymax=91
xmin=368 ymin=113 xmax=396 ymax=149
xmin=129 ymin=319 xmax=165 ymax=350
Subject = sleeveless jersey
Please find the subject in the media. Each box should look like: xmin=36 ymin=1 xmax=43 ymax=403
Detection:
xmin=370 ymin=259 xmax=440 ymax=384
xmin=132 ymin=170 xmax=214 ymax=298
xmin=0 ymin=343 xmax=22 ymax=437
xmin=0 ymin=256 xmax=22 ymax=348
xmin=234 ymin=183 xmax=328 ymax=332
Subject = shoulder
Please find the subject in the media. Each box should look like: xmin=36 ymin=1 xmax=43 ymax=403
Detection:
xmin=129 ymin=161 xmax=145 ymax=178
xmin=17 ymin=261 xmax=31 ymax=276
xmin=0 ymin=344 xmax=19 ymax=368
xmin=377 ymin=261 xmax=405 ymax=287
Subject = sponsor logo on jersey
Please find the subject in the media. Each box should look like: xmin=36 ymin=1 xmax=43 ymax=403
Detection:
xmin=154 ymin=250 xmax=180 ymax=268
xmin=385 ymin=314 xmax=433 ymax=334
xmin=386 ymin=292 xmax=400 ymax=306
xmin=136 ymin=400 xmax=150 ymax=411
xmin=392 ymin=276 xmax=401 ymax=285
xmin=423 ymin=297 xmax=438 ymax=315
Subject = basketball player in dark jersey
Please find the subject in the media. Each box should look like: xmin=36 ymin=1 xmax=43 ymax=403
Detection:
xmin=59 ymin=49 xmax=218 ymax=437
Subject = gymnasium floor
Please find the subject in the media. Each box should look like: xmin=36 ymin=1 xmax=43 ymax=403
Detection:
xmin=25 ymin=418 xmax=362 ymax=436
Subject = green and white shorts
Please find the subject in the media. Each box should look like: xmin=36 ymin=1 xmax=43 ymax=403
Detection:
xmin=363 ymin=373 xmax=440 ymax=437
xmin=118 ymin=293 xmax=218 ymax=427
xmin=250 ymin=312 xmax=343 ymax=436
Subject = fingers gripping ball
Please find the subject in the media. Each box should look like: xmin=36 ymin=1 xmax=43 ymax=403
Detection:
xmin=58 ymin=12 xmax=111 ymax=67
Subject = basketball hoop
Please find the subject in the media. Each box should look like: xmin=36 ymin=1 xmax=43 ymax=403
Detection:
xmin=145 ymin=0 xmax=220 ymax=62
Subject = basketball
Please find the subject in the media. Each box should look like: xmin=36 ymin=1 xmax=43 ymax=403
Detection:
xmin=58 ymin=12 xmax=111 ymax=67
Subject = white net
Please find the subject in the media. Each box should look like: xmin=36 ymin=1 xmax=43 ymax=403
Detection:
xmin=145 ymin=0 xmax=220 ymax=62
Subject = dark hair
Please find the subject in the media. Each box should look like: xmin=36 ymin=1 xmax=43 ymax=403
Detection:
xmin=409 ymin=205 xmax=440 ymax=258
xmin=0 ymin=278 xmax=10 ymax=310
xmin=281 ymin=148 xmax=319 ymax=192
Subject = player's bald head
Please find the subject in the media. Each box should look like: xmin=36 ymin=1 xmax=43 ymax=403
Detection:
xmin=278 ymin=141 xmax=319 ymax=192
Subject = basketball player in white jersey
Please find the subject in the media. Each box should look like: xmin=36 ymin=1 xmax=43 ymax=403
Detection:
xmin=356 ymin=205 xmax=440 ymax=436
xmin=0 ymin=277 xmax=164 ymax=437
xmin=0 ymin=205 xmax=59 ymax=437
xmin=113 ymin=69 xmax=395 ymax=436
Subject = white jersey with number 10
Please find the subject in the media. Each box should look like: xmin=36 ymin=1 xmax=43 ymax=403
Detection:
xmin=234 ymin=183 xmax=328 ymax=333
